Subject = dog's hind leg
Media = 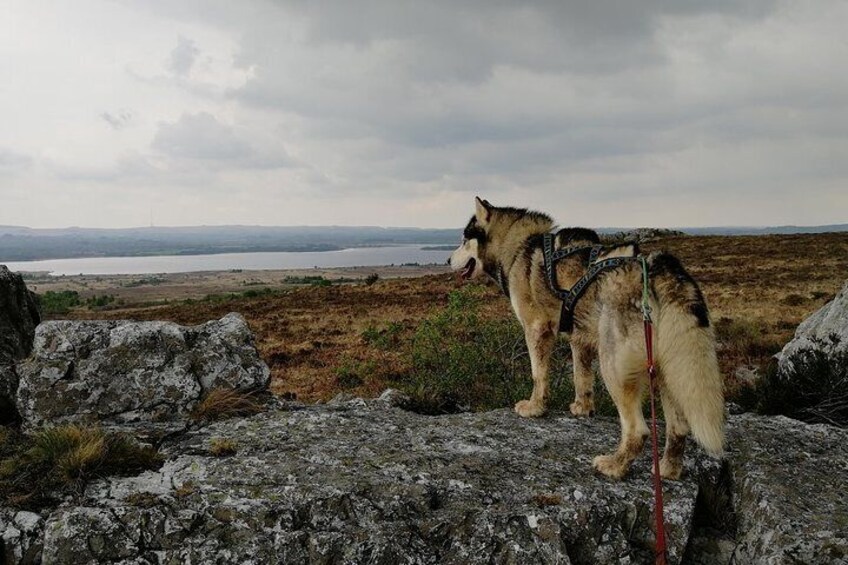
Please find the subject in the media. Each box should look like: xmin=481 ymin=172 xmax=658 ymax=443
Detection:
xmin=569 ymin=341 xmax=595 ymax=417
xmin=658 ymin=384 xmax=690 ymax=480
xmin=593 ymin=341 xmax=649 ymax=479
xmin=515 ymin=318 xmax=557 ymax=418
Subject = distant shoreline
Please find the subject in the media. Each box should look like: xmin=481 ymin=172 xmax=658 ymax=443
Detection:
xmin=2 ymin=245 xmax=453 ymax=276
xmin=420 ymin=245 xmax=456 ymax=251
xmin=0 ymin=242 xmax=454 ymax=263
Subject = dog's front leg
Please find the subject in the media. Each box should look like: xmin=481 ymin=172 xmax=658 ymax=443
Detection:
xmin=515 ymin=318 xmax=557 ymax=418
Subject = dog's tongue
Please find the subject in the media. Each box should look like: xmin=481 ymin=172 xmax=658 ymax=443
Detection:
xmin=460 ymin=258 xmax=476 ymax=280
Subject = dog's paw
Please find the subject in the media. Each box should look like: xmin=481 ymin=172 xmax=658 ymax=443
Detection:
xmin=569 ymin=400 xmax=595 ymax=417
xmin=658 ymin=457 xmax=683 ymax=481
xmin=514 ymin=399 xmax=545 ymax=418
xmin=592 ymin=454 xmax=628 ymax=479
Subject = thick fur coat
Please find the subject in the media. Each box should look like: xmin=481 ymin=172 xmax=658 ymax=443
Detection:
xmin=449 ymin=198 xmax=725 ymax=479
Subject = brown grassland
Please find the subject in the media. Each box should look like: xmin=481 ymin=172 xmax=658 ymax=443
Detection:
xmin=61 ymin=233 xmax=848 ymax=404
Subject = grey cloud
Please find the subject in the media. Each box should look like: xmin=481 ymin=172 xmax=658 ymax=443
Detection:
xmin=101 ymin=110 xmax=134 ymax=130
xmin=242 ymin=1 xmax=778 ymax=79
xmin=169 ymin=35 xmax=200 ymax=77
xmin=0 ymin=148 xmax=32 ymax=170
xmin=152 ymin=112 xmax=251 ymax=160
xmin=226 ymin=1 xmax=790 ymax=155
xmin=126 ymin=0 xmax=848 ymax=195
xmin=151 ymin=112 xmax=293 ymax=169
xmin=47 ymin=153 xmax=159 ymax=183
xmin=5 ymin=0 xmax=847 ymax=229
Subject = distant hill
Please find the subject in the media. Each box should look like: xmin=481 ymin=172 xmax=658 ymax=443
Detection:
xmin=593 ymin=224 xmax=848 ymax=236
xmin=0 ymin=225 xmax=458 ymax=262
xmin=673 ymin=224 xmax=848 ymax=236
xmin=0 ymin=223 xmax=845 ymax=262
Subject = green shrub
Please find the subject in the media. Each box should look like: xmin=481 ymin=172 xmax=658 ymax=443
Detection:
xmin=242 ymin=287 xmax=273 ymax=298
xmin=37 ymin=290 xmax=81 ymax=315
xmin=365 ymin=273 xmax=380 ymax=286
xmin=361 ymin=322 xmax=404 ymax=350
xmin=123 ymin=277 xmax=165 ymax=287
xmin=85 ymin=294 xmax=115 ymax=309
xmin=283 ymin=275 xmax=328 ymax=285
xmin=736 ymin=348 xmax=848 ymax=427
xmin=401 ymin=286 xmax=590 ymax=414
xmin=334 ymin=358 xmax=376 ymax=389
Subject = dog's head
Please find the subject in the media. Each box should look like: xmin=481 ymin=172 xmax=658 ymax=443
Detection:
xmin=449 ymin=197 xmax=491 ymax=280
xmin=449 ymin=197 xmax=553 ymax=281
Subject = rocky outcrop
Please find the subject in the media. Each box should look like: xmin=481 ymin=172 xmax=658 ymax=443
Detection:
xmin=602 ymin=228 xmax=686 ymax=244
xmin=2 ymin=398 xmax=844 ymax=564
xmin=726 ymin=414 xmax=848 ymax=563
xmin=0 ymin=266 xmax=41 ymax=424
xmin=15 ymin=313 xmax=269 ymax=440
xmin=778 ymin=281 xmax=848 ymax=373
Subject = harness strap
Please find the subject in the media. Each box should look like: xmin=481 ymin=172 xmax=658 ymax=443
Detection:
xmin=543 ymin=234 xmax=638 ymax=332
xmin=496 ymin=265 xmax=510 ymax=298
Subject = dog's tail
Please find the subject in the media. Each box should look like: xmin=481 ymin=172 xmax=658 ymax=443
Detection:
xmin=649 ymin=252 xmax=725 ymax=457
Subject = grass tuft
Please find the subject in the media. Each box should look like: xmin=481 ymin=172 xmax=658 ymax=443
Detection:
xmin=124 ymin=491 xmax=160 ymax=508
xmin=532 ymin=493 xmax=562 ymax=507
xmin=209 ymin=438 xmax=238 ymax=457
xmin=174 ymin=481 xmax=196 ymax=498
xmin=191 ymin=388 xmax=265 ymax=422
xmin=0 ymin=425 xmax=162 ymax=509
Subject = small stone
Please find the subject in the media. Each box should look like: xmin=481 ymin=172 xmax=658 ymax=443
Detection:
xmin=377 ymin=387 xmax=411 ymax=408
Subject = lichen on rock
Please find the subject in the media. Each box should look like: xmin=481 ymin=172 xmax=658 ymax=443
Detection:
xmin=15 ymin=313 xmax=269 ymax=440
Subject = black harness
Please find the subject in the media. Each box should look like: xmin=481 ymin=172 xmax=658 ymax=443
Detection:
xmin=542 ymin=233 xmax=639 ymax=333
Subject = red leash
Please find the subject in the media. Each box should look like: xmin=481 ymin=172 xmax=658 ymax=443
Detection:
xmin=644 ymin=318 xmax=668 ymax=565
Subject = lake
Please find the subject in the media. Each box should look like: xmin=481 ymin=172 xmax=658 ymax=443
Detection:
xmin=2 ymin=245 xmax=454 ymax=276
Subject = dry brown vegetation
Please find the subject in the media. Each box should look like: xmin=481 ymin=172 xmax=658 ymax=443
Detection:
xmin=0 ymin=425 xmax=161 ymax=509
xmin=209 ymin=438 xmax=239 ymax=457
xmin=68 ymin=233 xmax=848 ymax=403
xmin=191 ymin=389 xmax=266 ymax=422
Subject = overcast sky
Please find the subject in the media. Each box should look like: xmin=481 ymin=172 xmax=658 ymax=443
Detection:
xmin=2 ymin=1 xmax=847 ymax=229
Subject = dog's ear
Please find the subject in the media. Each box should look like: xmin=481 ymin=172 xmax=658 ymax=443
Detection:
xmin=475 ymin=196 xmax=492 ymax=224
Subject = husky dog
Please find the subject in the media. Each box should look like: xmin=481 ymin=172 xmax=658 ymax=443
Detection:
xmin=449 ymin=197 xmax=724 ymax=479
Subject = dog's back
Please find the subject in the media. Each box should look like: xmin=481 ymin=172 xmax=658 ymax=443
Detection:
xmin=554 ymin=231 xmax=725 ymax=458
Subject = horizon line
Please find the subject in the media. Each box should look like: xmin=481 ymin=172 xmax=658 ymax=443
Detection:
xmin=2 ymin=222 xmax=847 ymax=232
